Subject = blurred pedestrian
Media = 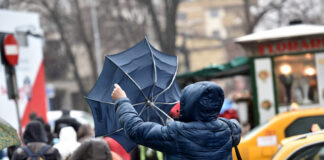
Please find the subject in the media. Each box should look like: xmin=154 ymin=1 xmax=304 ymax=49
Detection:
xmin=112 ymin=81 xmax=242 ymax=160
xmin=69 ymin=139 xmax=112 ymax=160
xmin=54 ymin=126 xmax=80 ymax=160
xmin=7 ymin=145 xmax=19 ymax=159
xmin=54 ymin=110 xmax=81 ymax=136
xmin=29 ymin=112 xmax=54 ymax=145
xmin=218 ymin=99 xmax=239 ymax=121
xmin=105 ymin=137 xmax=131 ymax=160
xmin=12 ymin=120 xmax=61 ymax=160
xmin=77 ymin=124 xmax=94 ymax=143
xmin=28 ymin=112 xmax=38 ymax=121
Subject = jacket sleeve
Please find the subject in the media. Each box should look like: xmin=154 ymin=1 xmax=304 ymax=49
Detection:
xmin=229 ymin=119 xmax=242 ymax=146
xmin=219 ymin=118 xmax=242 ymax=146
xmin=115 ymin=98 xmax=176 ymax=153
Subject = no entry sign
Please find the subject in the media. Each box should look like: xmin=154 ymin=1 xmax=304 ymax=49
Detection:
xmin=3 ymin=34 xmax=19 ymax=66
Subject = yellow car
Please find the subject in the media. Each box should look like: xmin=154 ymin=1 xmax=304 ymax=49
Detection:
xmin=272 ymin=130 xmax=324 ymax=160
xmin=233 ymin=108 xmax=324 ymax=160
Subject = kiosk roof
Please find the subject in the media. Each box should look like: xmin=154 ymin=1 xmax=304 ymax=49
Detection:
xmin=236 ymin=24 xmax=324 ymax=43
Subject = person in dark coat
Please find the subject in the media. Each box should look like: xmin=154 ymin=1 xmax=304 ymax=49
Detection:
xmin=54 ymin=110 xmax=81 ymax=136
xmin=112 ymin=81 xmax=242 ymax=160
xmin=12 ymin=121 xmax=61 ymax=160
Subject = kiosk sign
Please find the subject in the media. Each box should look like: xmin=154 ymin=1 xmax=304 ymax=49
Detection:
xmin=258 ymin=36 xmax=324 ymax=56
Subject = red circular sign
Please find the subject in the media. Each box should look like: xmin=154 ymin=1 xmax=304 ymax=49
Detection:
xmin=3 ymin=34 xmax=19 ymax=66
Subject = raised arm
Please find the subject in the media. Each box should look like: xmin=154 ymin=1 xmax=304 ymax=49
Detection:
xmin=112 ymin=84 xmax=176 ymax=152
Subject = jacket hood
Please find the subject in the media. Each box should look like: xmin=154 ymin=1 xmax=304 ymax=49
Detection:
xmin=23 ymin=120 xmax=48 ymax=144
xmin=179 ymin=81 xmax=224 ymax=122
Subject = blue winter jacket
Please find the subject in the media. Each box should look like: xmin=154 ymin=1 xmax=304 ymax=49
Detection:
xmin=115 ymin=81 xmax=241 ymax=160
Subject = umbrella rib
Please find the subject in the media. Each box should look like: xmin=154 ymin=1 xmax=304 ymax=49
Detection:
xmin=133 ymin=102 xmax=146 ymax=106
xmin=151 ymin=104 xmax=174 ymax=122
xmin=138 ymin=104 xmax=148 ymax=116
xmin=152 ymin=106 xmax=166 ymax=126
xmin=153 ymin=57 xmax=178 ymax=102
xmin=107 ymin=57 xmax=149 ymax=101
xmin=146 ymin=39 xmax=157 ymax=100
xmin=154 ymin=101 xmax=179 ymax=105
xmin=85 ymin=96 xmax=114 ymax=105
xmin=146 ymin=106 xmax=150 ymax=121
xmin=106 ymin=128 xmax=124 ymax=136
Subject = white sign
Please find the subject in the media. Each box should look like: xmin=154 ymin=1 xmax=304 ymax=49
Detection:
xmin=5 ymin=44 xmax=18 ymax=55
xmin=257 ymin=135 xmax=277 ymax=147
xmin=254 ymin=58 xmax=276 ymax=123
xmin=316 ymin=53 xmax=324 ymax=105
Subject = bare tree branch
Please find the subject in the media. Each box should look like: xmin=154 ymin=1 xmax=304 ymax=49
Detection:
xmin=244 ymin=0 xmax=289 ymax=33
xmin=41 ymin=0 xmax=88 ymax=106
xmin=163 ymin=0 xmax=179 ymax=55
xmin=73 ymin=0 xmax=98 ymax=80
xmin=141 ymin=0 xmax=165 ymax=50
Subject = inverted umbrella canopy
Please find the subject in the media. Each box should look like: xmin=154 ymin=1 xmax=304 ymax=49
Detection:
xmin=0 ymin=117 xmax=21 ymax=150
xmin=86 ymin=38 xmax=181 ymax=152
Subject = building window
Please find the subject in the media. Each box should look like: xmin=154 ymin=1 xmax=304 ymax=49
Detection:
xmin=177 ymin=13 xmax=187 ymax=21
xmin=210 ymin=8 xmax=218 ymax=17
xmin=274 ymin=53 xmax=319 ymax=107
xmin=212 ymin=31 xmax=220 ymax=39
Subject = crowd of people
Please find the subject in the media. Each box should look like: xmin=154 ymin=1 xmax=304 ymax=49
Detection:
xmin=2 ymin=110 xmax=125 ymax=160
xmin=3 ymin=110 xmax=162 ymax=160
xmin=1 ymin=81 xmax=241 ymax=160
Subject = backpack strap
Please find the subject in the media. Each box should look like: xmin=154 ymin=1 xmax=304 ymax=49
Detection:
xmin=22 ymin=146 xmax=38 ymax=160
xmin=22 ymin=146 xmax=34 ymax=157
xmin=21 ymin=145 xmax=51 ymax=160
xmin=219 ymin=118 xmax=242 ymax=160
xmin=39 ymin=145 xmax=51 ymax=158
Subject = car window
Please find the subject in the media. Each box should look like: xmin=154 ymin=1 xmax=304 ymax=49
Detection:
xmin=288 ymin=142 xmax=324 ymax=160
xmin=285 ymin=116 xmax=324 ymax=137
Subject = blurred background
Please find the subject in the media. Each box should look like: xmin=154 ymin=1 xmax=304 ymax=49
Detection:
xmin=1 ymin=0 xmax=322 ymax=112
xmin=2 ymin=0 xmax=324 ymax=159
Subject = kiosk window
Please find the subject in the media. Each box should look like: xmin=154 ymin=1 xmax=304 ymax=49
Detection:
xmin=274 ymin=54 xmax=319 ymax=107
xmin=285 ymin=116 xmax=324 ymax=137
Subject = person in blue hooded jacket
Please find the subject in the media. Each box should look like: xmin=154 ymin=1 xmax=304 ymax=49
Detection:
xmin=112 ymin=81 xmax=241 ymax=160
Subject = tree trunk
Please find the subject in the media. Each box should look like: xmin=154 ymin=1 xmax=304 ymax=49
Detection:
xmin=163 ymin=0 xmax=179 ymax=55
xmin=41 ymin=0 xmax=88 ymax=111
xmin=73 ymin=0 xmax=98 ymax=80
xmin=141 ymin=0 xmax=179 ymax=55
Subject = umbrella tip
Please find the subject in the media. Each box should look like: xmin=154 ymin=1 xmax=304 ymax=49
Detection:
xmin=144 ymin=36 xmax=150 ymax=42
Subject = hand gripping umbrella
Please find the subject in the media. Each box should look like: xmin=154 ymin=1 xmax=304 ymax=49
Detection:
xmin=86 ymin=38 xmax=181 ymax=152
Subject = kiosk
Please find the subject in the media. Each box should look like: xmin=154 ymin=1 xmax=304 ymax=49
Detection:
xmin=236 ymin=24 xmax=324 ymax=124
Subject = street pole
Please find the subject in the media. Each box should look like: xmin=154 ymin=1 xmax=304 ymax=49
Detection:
xmin=1 ymin=33 xmax=22 ymax=137
xmin=89 ymin=0 xmax=102 ymax=76
xmin=9 ymin=67 xmax=22 ymax=137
